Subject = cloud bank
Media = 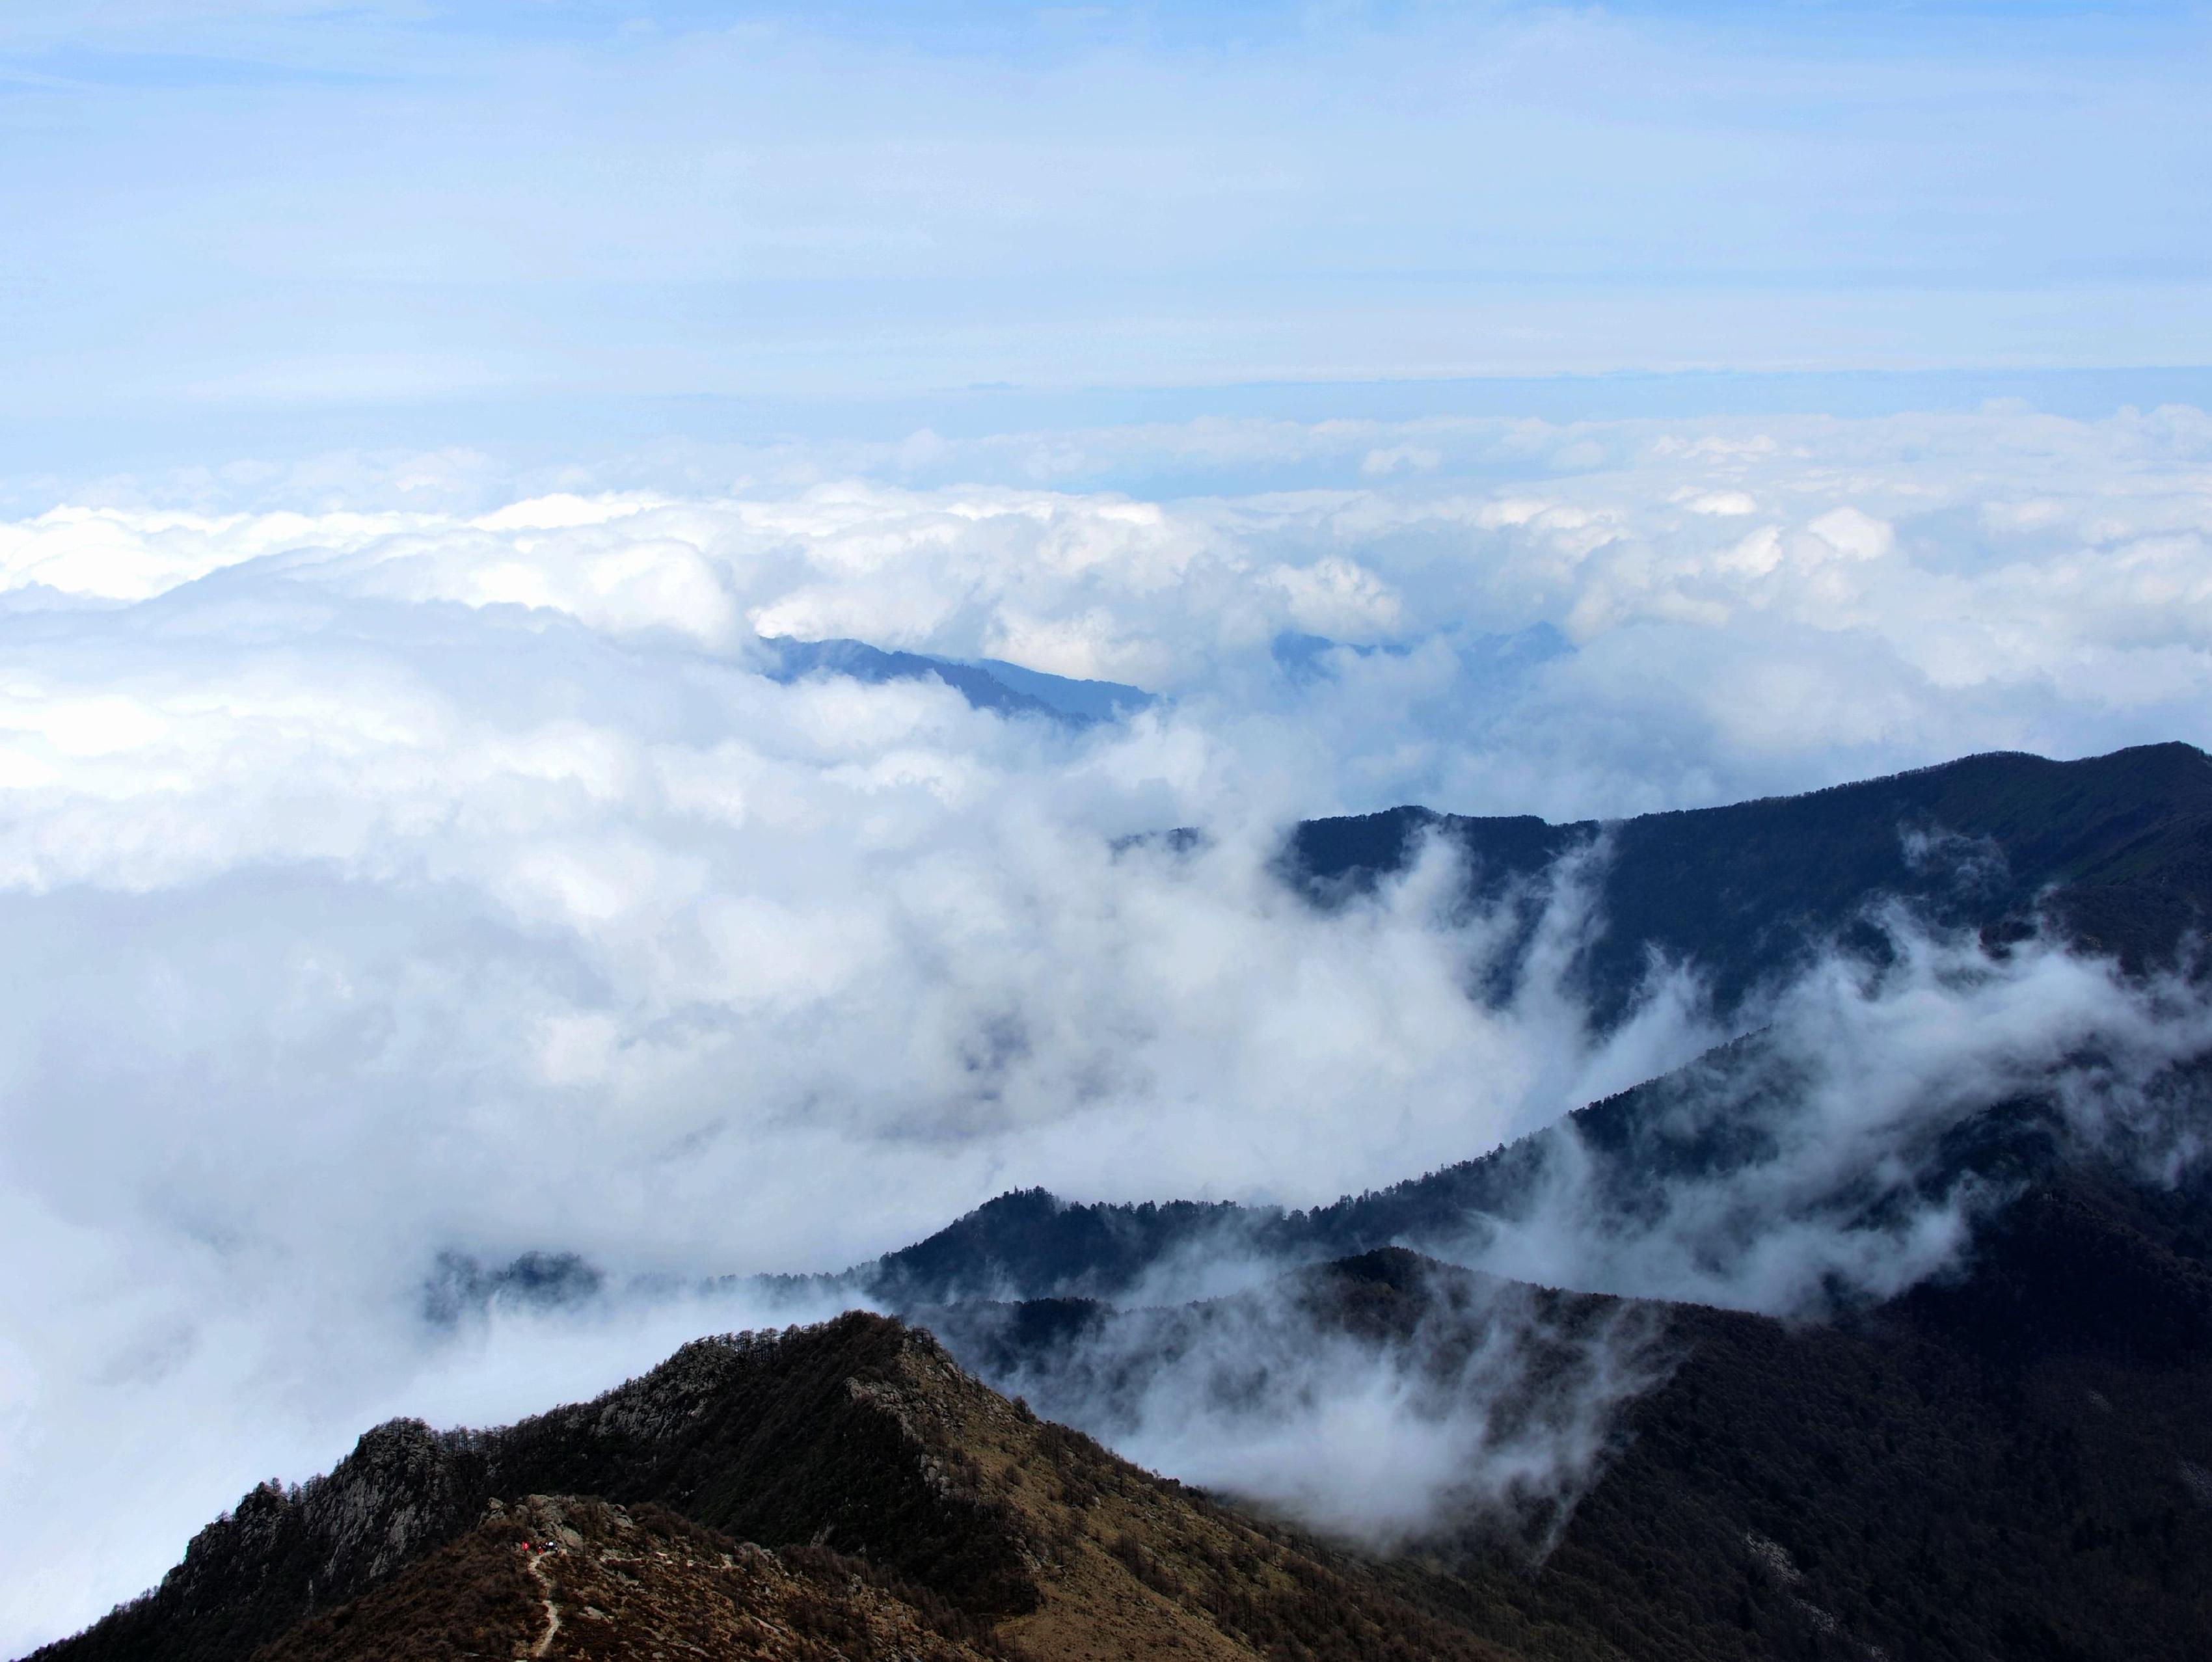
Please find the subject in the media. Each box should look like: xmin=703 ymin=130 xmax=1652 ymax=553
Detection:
xmin=5 ymin=402 xmax=2212 ymax=1648
xmin=958 ymin=1263 xmax=1669 ymax=1554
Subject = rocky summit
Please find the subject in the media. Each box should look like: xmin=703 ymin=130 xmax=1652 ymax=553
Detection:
xmin=31 ymin=1313 xmax=1533 ymax=1662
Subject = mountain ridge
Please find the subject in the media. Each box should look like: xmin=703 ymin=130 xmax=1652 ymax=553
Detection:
xmin=31 ymin=1308 xmax=1576 ymax=1662
xmin=761 ymin=637 xmax=1157 ymax=727
xmin=1289 ymin=739 xmax=2212 ymax=1022
xmin=442 ymin=741 xmax=2212 ymax=1324
xmin=795 ymin=740 xmax=2212 ymax=1312
xmin=38 ymin=1166 xmax=2212 ymax=1661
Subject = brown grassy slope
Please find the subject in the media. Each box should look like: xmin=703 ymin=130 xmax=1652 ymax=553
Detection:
xmin=252 ymin=1495 xmax=1001 ymax=1662
xmin=29 ymin=1314 xmax=1039 ymax=1662
xmin=33 ymin=1312 xmax=1578 ymax=1662
xmin=839 ymin=1324 xmax=1553 ymax=1662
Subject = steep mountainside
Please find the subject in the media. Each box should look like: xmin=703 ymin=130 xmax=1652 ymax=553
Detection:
xmin=922 ymin=1168 xmax=2212 ymax=1662
xmin=31 ymin=1317 xmax=1032 ymax=1662
xmin=1537 ymin=1158 xmax=2212 ymax=1661
xmin=32 ymin=1314 xmax=1566 ymax=1662
xmin=43 ymin=1170 xmax=2212 ymax=1662
xmin=809 ymin=744 xmax=2212 ymax=1309
xmin=1290 ymin=740 xmax=2212 ymax=1021
xmin=839 ymin=1036 xmax=2211 ymax=1311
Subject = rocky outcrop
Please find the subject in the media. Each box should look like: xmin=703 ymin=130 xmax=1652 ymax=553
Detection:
xmin=253 ymin=1495 xmax=1005 ymax=1662
xmin=31 ymin=1309 xmax=1538 ymax=1662
xmin=29 ymin=1315 xmax=1036 ymax=1662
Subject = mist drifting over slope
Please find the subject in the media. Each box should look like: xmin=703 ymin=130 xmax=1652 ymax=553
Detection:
xmin=6 ymin=403 xmax=2212 ymax=1649
xmin=926 ymin=911 xmax=2212 ymax=1555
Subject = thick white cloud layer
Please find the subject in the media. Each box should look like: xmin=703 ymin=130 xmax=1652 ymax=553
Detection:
xmin=5 ymin=403 xmax=2212 ymax=1650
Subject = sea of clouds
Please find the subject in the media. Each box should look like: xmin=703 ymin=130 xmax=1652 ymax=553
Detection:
xmin=5 ymin=401 xmax=2212 ymax=1648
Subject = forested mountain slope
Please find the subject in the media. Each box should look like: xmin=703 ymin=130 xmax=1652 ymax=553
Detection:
xmin=831 ymin=743 xmax=2212 ymax=1310
xmin=1290 ymin=740 xmax=2212 ymax=1022
xmin=921 ymin=1157 xmax=2212 ymax=1661
xmin=841 ymin=1038 xmax=2210 ymax=1312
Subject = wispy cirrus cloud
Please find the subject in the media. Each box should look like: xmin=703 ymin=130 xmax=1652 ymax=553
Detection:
xmin=5 ymin=1 xmax=2209 ymax=426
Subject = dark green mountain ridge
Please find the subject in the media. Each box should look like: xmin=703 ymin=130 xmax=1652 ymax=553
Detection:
xmin=434 ymin=742 xmax=2212 ymax=1323
xmin=916 ymin=1149 xmax=2212 ymax=1660
xmin=1289 ymin=739 xmax=2212 ymax=1021
xmin=818 ymin=741 xmax=2212 ymax=1313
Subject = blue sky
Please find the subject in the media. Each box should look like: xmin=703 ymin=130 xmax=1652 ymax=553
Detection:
xmin=4 ymin=1 xmax=2209 ymax=470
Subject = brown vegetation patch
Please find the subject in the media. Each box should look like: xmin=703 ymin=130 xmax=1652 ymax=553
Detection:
xmin=254 ymin=1495 xmax=1003 ymax=1662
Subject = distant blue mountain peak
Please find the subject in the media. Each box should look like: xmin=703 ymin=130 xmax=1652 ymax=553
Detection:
xmin=759 ymin=636 xmax=1158 ymax=727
